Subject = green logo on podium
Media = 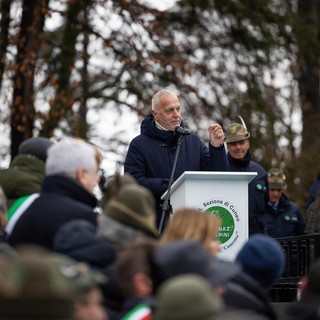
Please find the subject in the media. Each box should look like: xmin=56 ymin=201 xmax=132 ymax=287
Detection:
xmin=199 ymin=198 xmax=241 ymax=252
xmin=205 ymin=206 xmax=234 ymax=244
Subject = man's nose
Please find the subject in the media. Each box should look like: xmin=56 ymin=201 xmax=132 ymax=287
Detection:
xmin=173 ymin=109 xmax=180 ymax=117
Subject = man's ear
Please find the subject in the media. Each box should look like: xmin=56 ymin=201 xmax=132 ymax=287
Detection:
xmin=133 ymin=272 xmax=153 ymax=298
xmin=76 ymin=167 xmax=86 ymax=185
xmin=0 ymin=210 xmax=7 ymax=229
xmin=152 ymin=110 xmax=158 ymax=120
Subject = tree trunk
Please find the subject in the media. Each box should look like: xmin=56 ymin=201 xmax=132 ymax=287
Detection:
xmin=10 ymin=0 xmax=48 ymax=158
xmin=40 ymin=0 xmax=92 ymax=137
xmin=0 ymin=0 xmax=12 ymax=93
xmin=297 ymin=0 xmax=320 ymax=199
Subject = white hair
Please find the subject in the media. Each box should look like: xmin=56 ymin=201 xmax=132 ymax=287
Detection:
xmin=45 ymin=138 xmax=96 ymax=178
xmin=151 ymin=89 xmax=177 ymax=111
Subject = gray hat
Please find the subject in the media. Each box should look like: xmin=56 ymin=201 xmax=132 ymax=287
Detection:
xmin=18 ymin=137 xmax=54 ymax=162
xmin=153 ymin=274 xmax=223 ymax=320
xmin=103 ymin=184 xmax=159 ymax=238
xmin=268 ymin=168 xmax=287 ymax=190
xmin=225 ymin=123 xmax=250 ymax=143
xmin=153 ymin=240 xmax=240 ymax=287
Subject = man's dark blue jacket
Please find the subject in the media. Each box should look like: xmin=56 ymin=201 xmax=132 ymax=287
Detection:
xmin=227 ymin=152 xmax=267 ymax=235
xmin=8 ymin=175 xmax=98 ymax=249
xmin=263 ymin=193 xmax=306 ymax=238
xmin=124 ymin=114 xmax=227 ymax=225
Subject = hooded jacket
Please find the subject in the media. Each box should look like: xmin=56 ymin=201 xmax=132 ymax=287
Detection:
xmin=0 ymin=155 xmax=45 ymax=209
xmin=124 ymin=114 xmax=227 ymax=222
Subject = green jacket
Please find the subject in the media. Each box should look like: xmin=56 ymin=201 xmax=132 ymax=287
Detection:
xmin=0 ymin=155 xmax=45 ymax=209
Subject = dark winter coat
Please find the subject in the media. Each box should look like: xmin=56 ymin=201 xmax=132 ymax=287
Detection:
xmin=7 ymin=175 xmax=98 ymax=249
xmin=263 ymin=194 xmax=306 ymax=238
xmin=0 ymin=155 xmax=45 ymax=208
xmin=224 ymin=272 xmax=278 ymax=320
xmin=306 ymin=175 xmax=320 ymax=208
xmin=227 ymin=152 xmax=268 ymax=235
xmin=53 ymin=219 xmax=116 ymax=269
xmin=283 ymin=293 xmax=320 ymax=320
xmin=124 ymin=114 xmax=227 ymax=224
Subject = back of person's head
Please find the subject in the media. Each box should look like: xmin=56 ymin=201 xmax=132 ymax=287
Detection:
xmin=117 ymin=238 xmax=159 ymax=297
xmin=153 ymin=240 xmax=240 ymax=288
xmin=153 ymin=274 xmax=223 ymax=320
xmin=102 ymin=184 xmax=159 ymax=238
xmin=18 ymin=137 xmax=54 ymax=162
xmin=235 ymin=234 xmax=285 ymax=287
xmin=0 ymin=245 xmax=76 ymax=319
xmin=161 ymin=209 xmax=220 ymax=255
xmin=45 ymin=138 xmax=96 ymax=178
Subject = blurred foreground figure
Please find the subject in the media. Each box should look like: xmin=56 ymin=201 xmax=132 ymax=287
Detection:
xmin=0 ymin=137 xmax=54 ymax=213
xmin=224 ymin=234 xmax=285 ymax=320
xmin=7 ymin=138 xmax=99 ymax=249
xmin=160 ymin=208 xmax=221 ymax=256
xmin=283 ymin=258 xmax=320 ymax=320
xmin=153 ymin=274 xmax=223 ymax=320
xmin=0 ymin=245 xmax=109 ymax=320
xmin=0 ymin=246 xmax=75 ymax=319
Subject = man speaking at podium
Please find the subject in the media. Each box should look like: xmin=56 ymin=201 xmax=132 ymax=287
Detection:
xmin=124 ymin=89 xmax=227 ymax=229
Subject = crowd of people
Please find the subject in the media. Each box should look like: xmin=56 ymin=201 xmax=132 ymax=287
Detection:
xmin=0 ymin=89 xmax=319 ymax=320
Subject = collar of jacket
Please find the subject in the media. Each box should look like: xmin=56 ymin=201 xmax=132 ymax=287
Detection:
xmin=141 ymin=114 xmax=187 ymax=146
xmin=227 ymin=150 xmax=251 ymax=168
xmin=41 ymin=175 xmax=98 ymax=208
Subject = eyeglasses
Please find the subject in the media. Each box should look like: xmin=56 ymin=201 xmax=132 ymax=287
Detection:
xmin=97 ymin=168 xmax=107 ymax=192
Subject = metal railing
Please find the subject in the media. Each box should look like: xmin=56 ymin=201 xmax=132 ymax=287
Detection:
xmin=270 ymin=234 xmax=320 ymax=302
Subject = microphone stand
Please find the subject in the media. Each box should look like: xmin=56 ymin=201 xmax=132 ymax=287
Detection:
xmin=158 ymin=133 xmax=185 ymax=233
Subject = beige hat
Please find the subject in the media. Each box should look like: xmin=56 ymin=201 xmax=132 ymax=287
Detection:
xmin=225 ymin=123 xmax=250 ymax=143
xmin=268 ymin=168 xmax=287 ymax=190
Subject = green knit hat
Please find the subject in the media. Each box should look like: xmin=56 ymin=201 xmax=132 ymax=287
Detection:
xmin=153 ymin=274 xmax=223 ymax=320
xmin=103 ymin=184 xmax=159 ymax=238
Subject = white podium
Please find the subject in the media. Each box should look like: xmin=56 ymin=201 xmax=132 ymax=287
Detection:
xmin=161 ymin=171 xmax=257 ymax=261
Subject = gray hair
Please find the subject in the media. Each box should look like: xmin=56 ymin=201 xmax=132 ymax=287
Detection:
xmin=0 ymin=187 xmax=7 ymax=212
xmin=45 ymin=138 xmax=96 ymax=179
xmin=151 ymin=89 xmax=177 ymax=111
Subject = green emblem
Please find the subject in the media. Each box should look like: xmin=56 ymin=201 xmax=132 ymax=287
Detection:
xmin=205 ymin=206 xmax=235 ymax=244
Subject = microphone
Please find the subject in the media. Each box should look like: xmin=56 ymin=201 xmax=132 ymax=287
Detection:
xmin=175 ymin=126 xmax=190 ymax=136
